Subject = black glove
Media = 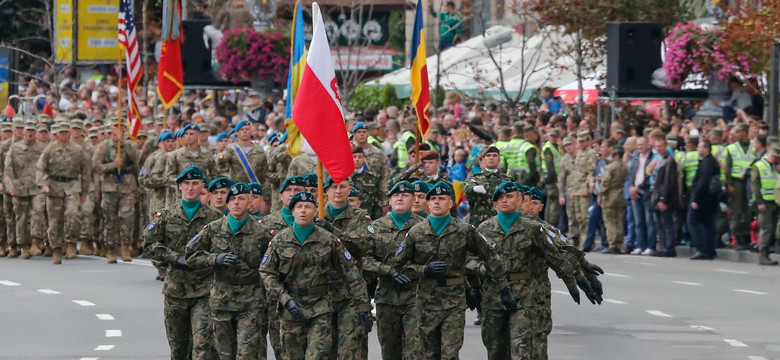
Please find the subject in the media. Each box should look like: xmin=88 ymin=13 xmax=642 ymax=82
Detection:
xmin=285 ymin=299 xmax=305 ymax=320
xmin=499 ymin=287 xmax=517 ymax=312
xmin=583 ymin=262 xmax=604 ymax=276
xmin=565 ymin=280 xmax=581 ymax=304
xmin=577 ymin=277 xmax=597 ymax=305
xmin=587 ymin=274 xmax=603 ymax=305
xmin=424 ymin=261 xmax=448 ymax=277
xmin=314 ymin=219 xmax=334 ymax=233
xmin=215 ymin=252 xmax=238 ymax=266
xmin=358 ymin=312 xmax=373 ymax=333
xmin=388 ymin=268 xmax=411 ymax=285
xmin=466 ymin=288 xmax=482 ymax=311
xmin=174 ymin=254 xmax=190 ymax=269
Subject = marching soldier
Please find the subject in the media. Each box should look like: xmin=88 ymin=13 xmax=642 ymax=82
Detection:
xmin=410 ymin=180 xmax=431 ymax=218
xmin=266 ymin=139 xmax=292 ymax=212
xmin=143 ymin=166 xmax=222 ymax=359
xmin=0 ymin=122 xmax=11 ymax=256
xmin=598 ymin=146 xmax=628 ymax=254
xmin=140 ymin=131 xmax=176 ymax=218
xmin=217 ymin=120 xmax=270 ymax=210
xmin=207 ymin=177 xmax=234 ymax=215
xmin=349 ymin=146 xmax=385 ymax=220
xmin=464 ymin=145 xmax=512 ymax=226
xmin=1 ymin=117 xmax=24 ymax=257
xmin=352 ymin=122 xmax=390 ymax=199
xmin=164 ymin=123 xmax=219 ymax=200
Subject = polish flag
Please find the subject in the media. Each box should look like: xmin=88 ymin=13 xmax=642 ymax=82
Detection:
xmin=291 ymin=2 xmax=353 ymax=183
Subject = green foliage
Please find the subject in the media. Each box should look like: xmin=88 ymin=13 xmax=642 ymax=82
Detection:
xmin=349 ymin=83 xmax=406 ymax=112
xmin=387 ymin=12 xmax=406 ymax=53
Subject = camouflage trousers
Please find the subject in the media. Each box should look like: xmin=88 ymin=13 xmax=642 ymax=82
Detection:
xmin=46 ymin=194 xmax=81 ymax=248
xmin=567 ymin=195 xmax=590 ymax=242
xmin=164 ymin=295 xmax=216 ymax=360
xmin=281 ymin=312 xmax=332 ymax=360
xmin=482 ymin=307 xmax=544 ymax=360
xmin=4 ymin=193 xmax=15 ymax=246
xmin=534 ymin=307 xmax=552 ymax=359
xmin=376 ymin=302 xmax=422 ymax=360
xmin=544 ymin=186 xmax=561 ymax=227
xmin=0 ymin=191 xmax=5 ymax=246
xmin=758 ymin=202 xmax=778 ymax=248
xmin=729 ymin=180 xmax=750 ymax=236
xmin=267 ymin=301 xmax=283 ymax=359
xmin=603 ymin=206 xmax=625 ymax=249
xmin=32 ymin=195 xmax=46 ymax=241
xmin=11 ymin=195 xmax=45 ymax=246
xmin=100 ymin=192 xmax=136 ymax=247
xmin=419 ymin=306 xmax=466 ymax=359
xmin=211 ymin=306 xmax=266 ymax=360
xmin=79 ymin=192 xmax=96 ymax=242
xmin=331 ymin=298 xmax=367 ymax=360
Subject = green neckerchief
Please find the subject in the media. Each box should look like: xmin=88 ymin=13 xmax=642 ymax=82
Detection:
xmin=228 ymin=214 xmax=249 ymax=234
xmin=250 ymin=211 xmax=263 ymax=217
xmin=281 ymin=207 xmax=294 ymax=226
xmin=328 ymin=203 xmax=348 ymax=219
xmin=391 ymin=210 xmax=413 ymax=230
xmin=417 ymin=211 xmax=428 ymax=218
xmin=222 ymin=208 xmax=229 ymax=216
xmin=181 ymin=199 xmax=201 ymax=222
xmin=292 ymin=223 xmax=315 ymax=245
xmin=428 ymin=214 xmax=452 ymax=236
xmin=497 ymin=211 xmax=520 ymax=234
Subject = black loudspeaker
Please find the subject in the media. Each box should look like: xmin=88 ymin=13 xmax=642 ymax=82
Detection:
xmin=606 ymin=22 xmax=663 ymax=91
xmin=181 ymin=20 xmax=242 ymax=87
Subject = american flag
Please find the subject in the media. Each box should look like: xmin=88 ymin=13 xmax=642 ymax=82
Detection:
xmin=118 ymin=0 xmax=141 ymax=139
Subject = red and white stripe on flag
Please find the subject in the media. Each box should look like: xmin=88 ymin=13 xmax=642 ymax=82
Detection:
xmin=118 ymin=0 xmax=141 ymax=139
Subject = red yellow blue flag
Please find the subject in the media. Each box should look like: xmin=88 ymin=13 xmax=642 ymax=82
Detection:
xmin=410 ymin=0 xmax=431 ymax=138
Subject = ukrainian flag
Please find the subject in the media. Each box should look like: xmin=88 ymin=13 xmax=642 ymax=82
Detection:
xmin=285 ymin=1 xmax=308 ymax=156
xmin=410 ymin=0 xmax=430 ymax=138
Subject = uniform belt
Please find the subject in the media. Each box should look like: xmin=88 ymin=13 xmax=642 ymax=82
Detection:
xmin=422 ymin=277 xmax=463 ymax=287
xmin=50 ymin=175 xmax=77 ymax=182
xmin=215 ymin=273 xmax=259 ymax=285
xmin=287 ymin=285 xmax=329 ymax=296
xmin=507 ymin=271 xmax=529 ymax=281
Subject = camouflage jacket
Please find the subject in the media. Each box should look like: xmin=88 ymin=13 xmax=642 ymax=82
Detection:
xmin=363 ymin=212 xmax=425 ymax=305
xmin=349 ymin=169 xmax=385 ymax=220
xmin=219 ymin=143 xmax=270 ymax=203
xmin=394 ymin=217 xmax=508 ymax=311
xmin=143 ymin=202 xmax=223 ymax=298
xmin=464 ymin=169 xmax=512 ymax=226
xmin=324 ymin=204 xmax=374 ymax=301
xmin=599 ymin=159 xmax=628 ymax=208
xmin=258 ymin=208 xmax=292 ymax=235
xmin=260 ymin=225 xmax=370 ymax=318
xmin=139 ymin=150 xmax=169 ymax=214
xmin=92 ymin=139 xmax=140 ymax=193
xmin=571 ymin=149 xmax=598 ymax=194
xmin=38 ymin=141 xmax=92 ymax=196
xmin=164 ymin=146 xmax=219 ymax=187
xmin=361 ymin=145 xmax=390 ymax=195
xmin=185 ymin=215 xmax=271 ymax=311
xmin=5 ymin=141 xmax=46 ymax=196
xmin=557 ymin=153 xmax=575 ymax=196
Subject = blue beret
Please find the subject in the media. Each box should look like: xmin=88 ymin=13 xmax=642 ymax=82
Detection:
xmin=352 ymin=122 xmax=368 ymax=133
xmin=182 ymin=123 xmax=201 ymax=133
xmin=289 ymin=191 xmax=317 ymax=209
xmin=349 ymin=186 xmax=360 ymax=198
xmin=175 ymin=128 xmax=185 ymax=139
xmin=234 ymin=120 xmax=250 ymax=132
xmin=492 ymin=181 xmax=519 ymax=202
xmin=426 ymin=181 xmax=453 ymax=199
xmin=157 ymin=131 xmax=174 ymax=142
xmin=388 ymin=181 xmax=414 ymax=196
xmin=279 ymin=131 xmax=288 ymax=143
xmin=226 ymin=183 xmax=250 ymax=202
xmin=411 ymin=180 xmax=431 ymax=194
xmin=247 ymin=182 xmax=263 ymax=195
xmin=216 ymin=132 xmax=229 ymax=142
xmin=267 ymin=133 xmax=280 ymax=144
xmin=208 ymin=177 xmax=235 ymax=192
xmin=280 ymin=176 xmax=307 ymax=193
xmin=176 ymin=166 xmax=204 ymax=184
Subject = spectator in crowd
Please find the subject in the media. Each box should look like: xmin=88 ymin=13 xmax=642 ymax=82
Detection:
xmin=651 ymin=136 xmax=679 ymax=257
xmin=628 ymin=136 xmax=657 ymax=256
xmin=430 ymin=1 xmax=463 ymax=51
xmin=688 ymin=139 xmax=720 ymax=260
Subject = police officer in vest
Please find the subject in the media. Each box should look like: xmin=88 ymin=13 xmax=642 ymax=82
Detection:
xmin=751 ymin=143 xmax=779 ymax=265
xmin=724 ymin=123 xmax=756 ymax=250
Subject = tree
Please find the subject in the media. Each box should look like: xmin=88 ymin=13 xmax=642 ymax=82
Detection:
xmin=719 ymin=0 xmax=780 ymax=77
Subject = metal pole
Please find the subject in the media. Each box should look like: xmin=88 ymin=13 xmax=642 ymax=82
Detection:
xmin=768 ymin=42 xmax=779 ymax=139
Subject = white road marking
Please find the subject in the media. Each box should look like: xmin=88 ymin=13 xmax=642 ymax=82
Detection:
xmin=118 ymin=260 xmax=153 ymax=267
xmin=105 ymin=330 xmax=122 ymax=337
xmin=734 ymin=289 xmax=767 ymax=295
xmin=94 ymin=345 xmax=114 ymax=351
xmin=96 ymin=314 xmax=114 ymax=321
xmin=73 ymin=300 xmax=96 ymax=307
xmin=715 ymin=269 xmax=749 ymax=274
xmin=37 ymin=289 xmax=60 ymax=294
xmin=690 ymin=325 xmax=715 ymax=331
xmin=604 ymin=273 xmax=630 ymax=278
xmin=603 ymin=299 xmax=626 ymax=305
xmin=552 ymin=290 xmax=569 ymax=295
xmin=748 ymin=356 xmax=768 ymax=360
xmin=646 ymin=310 xmax=673 ymax=318
xmin=0 ymin=280 xmax=21 ymax=286
xmin=80 ymin=358 xmax=99 ymax=360
xmin=723 ymin=339 xmax=748 ymax=347
xmin=672 ymin=281 xmax=702 ymax=286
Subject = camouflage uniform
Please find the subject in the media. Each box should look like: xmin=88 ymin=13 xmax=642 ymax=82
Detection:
xmin=78 ymin=141 xmax=97 ymax=251
xmin=287 ymin=154 xmax=329 ymax=178
xmin=258 ymin=209 xmax=294 ymax=359
xmin=362 ymin=212 xmax=425 ymax=360
xmin=570 ymin=148 xmax=597 ymax=242
xmin=542 ymin=143 xmax=562 ymax=225
xmin=5 ymin=140 xmax=46 ymax=248
xmin=349 ymin=169 xmax=385 ymax=220
xmin=394 ymin=217 xmax=509 ymax=359
xmin=360 ymin=145 xmax=390 ymax=197
xmin=558 ymin=152 xmax=575 ymax=240
xmin=266 ymin=144 xmax=292 ymax=212
xmin=38 ymin=140 xmax=92 ymax=250
xmin=185 ymin=216 xmax=271 ymax=360
xmin=139 ymin=149 xmax=171 ymax=217
xmin=0 ymin=136 xmax=17 ymax=253
xmin=143 ymin=202 xmax=223 ymax=359
xmin=599 ymin=158 xmax=628 ymax=250
xmin=260 ymin=225 xmax=370 ymax=360
xmin=464 ymin=170 xmax=512 ymax=226
xmin=219 ymin=143 xmax=271 ymax=205
xmin=92 ymin=139 xmax=140 ymax=250
xmin=164 ymin=147 xmax=219 ymax=202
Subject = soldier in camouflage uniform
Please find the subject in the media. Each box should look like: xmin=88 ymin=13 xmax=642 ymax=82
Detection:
xmin=217 ymin=120 xmax=271 ymax=209
xmin=464 ymin=146 xmax=512 ymax=226
xmin=393 ymin=181 xmax=518 ymax=359
xmin=287 ymin=153 xmax=318 ymax=178
xmin=411 ymin=180 xmax=431 ymax=218
xmin=164 ymin=123 xmax=219 ymax=203
xmin=92 ymin=118 xmax=141 ymax=263
xmin=208 ymin=177 xmax=233 ymax=216
xmin=4 ymin=122 xmax=46 ymax=259
xmin=37 ymin=123 xmax=92 ymax=264
xmin=260 ymin=191 xmax=371 ymax=360
xmin=0 ymin=118 xmax=24 ymax=257
xmin=186 ymin=183 xmax=272 ymax=360
xmin=77 ymin=127 xmax=99 ymax=256
xmin=349 ymin=146 xmax=385 ymax=219
xmin=0 ymin=122 xmax=11 ymax=256
xmin=352 ymin=122 xmax=390 ymax=198
xmin=143 ymin=166 xmax=222 ymax=359
xmin=557 ymin=136 xmax=577 ymax=243
xmin=322 ymin=177 xmax=374 ymax=360
xmin=599 ymin=147 xmax=628 ymax=253
xmin=139 ymin=131 xmax=176 ymax=218
xmin=362 ymin=181 xmax=424 ymax=360
xmin=266 ymin=142 xmax=292 ymax=212
xmin=569 ymin=132 xmax=597 ymax=246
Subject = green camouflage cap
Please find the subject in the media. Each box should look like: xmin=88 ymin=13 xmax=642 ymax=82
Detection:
xmin=37 ymin=124 xmax=49 ymax=133
xmin=70 ymin=119 xmax=84 ymax=129
xmin=56 ymin=123 xmax=71 ymax=133
xmin=87 ymin=128 xmax=99 ymax=137
xmin=12 ymin=118 xmax=24 ymax=128
xmin=23 ymin=121 xmax=36 ymax=131
xmin=0 ymin=122 xmax=12 ymax=131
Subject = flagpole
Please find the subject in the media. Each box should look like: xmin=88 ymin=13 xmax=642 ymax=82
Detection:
xmin=414 ymin=126 xmax=420 ymax=176
xmin=117 ymin=53 xmax=124 ymax=174
xmin=317 ymin=159 xmax=325 ymax=219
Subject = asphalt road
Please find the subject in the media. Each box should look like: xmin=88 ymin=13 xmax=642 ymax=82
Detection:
xmin=1 ymin=252 xmax=778 ymax=359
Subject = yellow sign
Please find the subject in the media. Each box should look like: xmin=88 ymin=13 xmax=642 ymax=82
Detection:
xmin=0 ymin=83 xmax=7 ymax=111
xmin=55 ymin=0 xmax=75 ymax=62
xmin=76 ymin=0 xmax=120 ymax=62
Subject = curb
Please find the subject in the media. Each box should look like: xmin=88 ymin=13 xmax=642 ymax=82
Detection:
xmin=674 ymin=245 xmax=760 ymax=263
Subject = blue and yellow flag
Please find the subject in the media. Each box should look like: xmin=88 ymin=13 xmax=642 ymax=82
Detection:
xmin=410 ymin=0 xmax=431 ymax=138
xmin=285 ymin=1 xmax=309 ymax=157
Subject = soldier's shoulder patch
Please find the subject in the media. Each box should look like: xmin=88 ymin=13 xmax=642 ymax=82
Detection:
xmin=367 ymin=225 xmax=375 ymax=234
xmin=267 ymin=241 xmax=272 ymax=247
xmin=344 ymin=250 xmax=352 ymax=260
xmin=138 ymin=169 xmax=147 ymax=178
xmin=547 ymin=236 xmax=554 ymax=245
xmin=365 ymin=215 xmax=372 ymax=221
xmin=337 ymin=239 xmax=342 ymax=244
xmin=559 ymin=233 xmax=568 ymax=243
xmin=146 ymin=221 xmax=157 ymax=231
xmin=261 ymin=253 xmax=269 ymax=265
xmin=270 ymin=230 xmax=276 ymax=236
xmin=189 ymin=234 xmax=199 ymax=243
xmin=396 ymin=243 xmax=405 ymax=255
xmin=155 ymin=212 xmax=162 ymax=217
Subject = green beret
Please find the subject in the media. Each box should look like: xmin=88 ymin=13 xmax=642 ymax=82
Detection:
xmin=323 ymin=176 xmax=334 ymax=190
xmin=349 ymin=186 xmax=360 ymax=198
xmin=530 ymin=187 xmax=544 ymax=201
xmin=247 ymin=182 xmax=263 ymax=196
xmin=411 ymin=180 xmax=431 ymax=194
xmin=492 ymin=181 xmax=519 ymax=202
xmin=176 ymin=166 xmax=204 ymax=184
xmin=425 ymin=181 xmax=453 ymax=199
xmin=208 ymin=177 xmax=234 ymax=192
xmin=289 ymin=191 xmax=317 ymax=209
xmin=517 ymin=184 xmax=532 ymax=195
xmin=226 ymin=183 xmax=250 ymax=202
xmin=388 ymin=181 xmax=414 ymax=196
xmin=280 ymin=175 xmax=307 ymax=193
xmin=302 ymin=172 xmax=318 ymax=188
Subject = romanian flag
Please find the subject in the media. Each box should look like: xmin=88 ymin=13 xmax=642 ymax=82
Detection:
xmin=410 ymin=0 xmax=431 ymax=138
xmin=156 ymin=0 xmax=184 ymax=109
xmin=285 ymin=1 xmax=309 ymax=157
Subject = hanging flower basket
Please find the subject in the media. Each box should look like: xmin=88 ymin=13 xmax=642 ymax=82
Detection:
xmin=215 ymin=27 xmax=290 ymax=85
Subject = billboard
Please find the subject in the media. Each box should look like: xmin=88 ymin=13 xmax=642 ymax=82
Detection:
xmin=55 ymin=0 xmax=120 ymax=63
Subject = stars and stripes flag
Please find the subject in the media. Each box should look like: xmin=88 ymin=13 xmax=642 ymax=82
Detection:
xmin=118 ymin=0 xmax=142 ymax=139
